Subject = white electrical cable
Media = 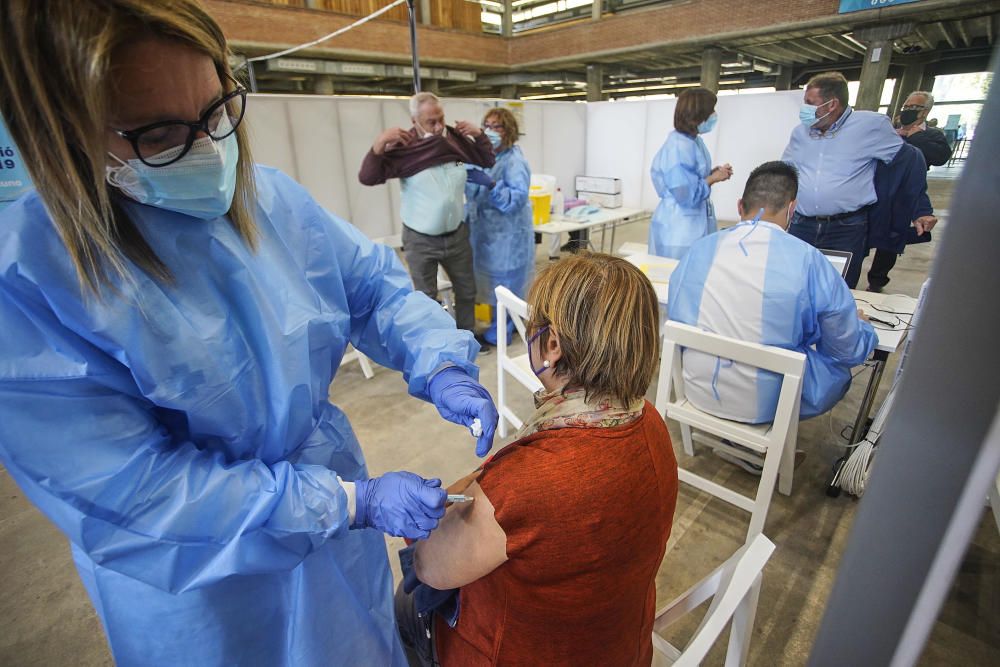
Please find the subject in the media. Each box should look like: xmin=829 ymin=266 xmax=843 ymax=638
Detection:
xmin=244 ymin=0 xmax=408 ymax=64
xmin=833 ymin=438 xmax=876 ymax=497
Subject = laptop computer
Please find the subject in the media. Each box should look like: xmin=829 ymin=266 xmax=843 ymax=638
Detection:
xmin=820 ymin=249 xmax=852 ymax=279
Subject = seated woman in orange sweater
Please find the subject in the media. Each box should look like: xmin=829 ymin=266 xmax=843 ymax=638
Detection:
xmin=395 ymin=253 xmax=679 ymax=667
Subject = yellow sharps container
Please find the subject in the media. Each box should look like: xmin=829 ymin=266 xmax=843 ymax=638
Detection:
xmin=529 ymin=185 xmax=552 ymax=226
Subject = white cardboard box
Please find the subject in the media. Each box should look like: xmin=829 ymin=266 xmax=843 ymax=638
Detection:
xmin=579 ymin=191 xmax=623 ymax=208
xmin=575 ymin=175 xmax=622 ymax=195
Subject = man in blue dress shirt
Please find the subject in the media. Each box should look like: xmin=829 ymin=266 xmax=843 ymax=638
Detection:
xmin=782 ymin=72 xmax=903 ymax=288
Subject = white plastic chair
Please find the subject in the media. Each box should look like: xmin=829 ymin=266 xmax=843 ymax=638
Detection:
xmin=656 ymin=322 xmax=805 ymax=539
xmin=495 ymin=285 xmax=544 ymax=437
xmin=651 ymin=534 xmax=776 ymax=667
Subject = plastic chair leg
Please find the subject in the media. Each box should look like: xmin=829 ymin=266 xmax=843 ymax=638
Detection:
xmin=681 ymin=423 xmax=695 ymax=457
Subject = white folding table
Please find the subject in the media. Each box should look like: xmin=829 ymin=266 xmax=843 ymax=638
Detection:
xmin=825 ymin=290 xmax=918 ymax=495
xmin=535 ymin=207 xmax=651 ymax=254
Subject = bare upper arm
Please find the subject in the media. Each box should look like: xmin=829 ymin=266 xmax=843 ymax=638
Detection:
xmin=413 ymin=480 xmax=508 ymax=590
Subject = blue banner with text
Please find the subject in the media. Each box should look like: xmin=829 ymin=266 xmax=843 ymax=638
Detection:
xmin=839 ymin=0 xmax=924 ymax=13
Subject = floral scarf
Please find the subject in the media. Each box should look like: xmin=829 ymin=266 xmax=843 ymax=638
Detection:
xmin=513 ymin=386 xmax=644 ymax=440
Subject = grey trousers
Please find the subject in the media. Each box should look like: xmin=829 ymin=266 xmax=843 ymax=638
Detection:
xmin=402 ymin=223 xmax=477 ymax=332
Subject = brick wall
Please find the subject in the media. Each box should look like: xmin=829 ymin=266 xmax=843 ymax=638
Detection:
xmin=204 ymin=0 xmax=506 ymax=66
xmin=206 ymin=0 xmax=890 ymax=69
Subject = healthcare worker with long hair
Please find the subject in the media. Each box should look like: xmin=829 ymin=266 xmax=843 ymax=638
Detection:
xmin=648 ymin=87 xmax=733 ymax=259
xmin=464 ymin=107 xmax=534 ymax=345
xmin=0 ymin=1 xmax=497 ymax=665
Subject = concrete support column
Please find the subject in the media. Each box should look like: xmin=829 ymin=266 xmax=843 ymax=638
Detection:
xmin=592 ymin=0 xmax=601 ymax=21
xmin=889 ymin=61 xmax=926 ymax=119
xmin=586 ymin=64 xmax=604 ymax=102
xmin=775 ymin=66 xmax=793 ymax=91
xmin=500 ymin=85 xmax=518 ymax=100
xmin=502 ymin=0 xmax=513 ymax=37
xmin=856 ymin=40 xmax=893 ymax=111
xmin=420 ymin=0 xmax=432 ymax=26
xmin=920 ymin=73 xmax=937 ymax=95
xmin=700 ymin=47 xmax=722 ymax=93
xmin=854 ymin=24 xmax=912 ymax=112
xmin=424 ymin=79 xmax=440 ymax=95
xmin=313 ymin=75 xmax=334 ymax=96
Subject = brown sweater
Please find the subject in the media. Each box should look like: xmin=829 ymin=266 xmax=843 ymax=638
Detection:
xmin=435 ymin=403 xmax=679 ymax=667
xmin=357 ymin=126 xmax=495 ymax=185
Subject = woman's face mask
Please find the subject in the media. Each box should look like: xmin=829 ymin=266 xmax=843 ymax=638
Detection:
xmin=697 ymin=112 xmax=718 ymax=134
xmin=484 ymin=128 xmax=503 ymax=149
xmin=105 ymin=115 xmax=239 ymax=219
xmin=527 ymin=325 xmax=551 ymax=376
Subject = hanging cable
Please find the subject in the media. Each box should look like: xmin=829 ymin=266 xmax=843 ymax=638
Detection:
xmin=241 ymin=0 xmax=408 ymax=65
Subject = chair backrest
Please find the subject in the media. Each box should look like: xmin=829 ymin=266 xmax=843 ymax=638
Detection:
xmin=661 ymin=321 xmax=805 ymax=439
xmin=494 ymin=286 xmax=544 ymax=436
xmin=495 ymin=285 xmax=531 ymax=346
xmin=653 ymin=534 xmax=776 ymax=667
xmin=656 ymin=321 xmax=806 ymax=539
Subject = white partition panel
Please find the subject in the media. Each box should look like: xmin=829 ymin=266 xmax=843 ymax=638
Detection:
xmin=539 ymin=103 xmax=587 ymax=197
xmin=336 ymin=98 xmax=397 ymax=238
xmin=585 ymin=100 xmax=649 ymax=208
xmin=709 ymin=91 xmax=802 ymax=222
xmin=245 ymin=97 xmax=297 ymax=177
xmin=640 ymin=99 xmax=677 ymax=211
xmin=286 ymin=98 xmax=352 ymax=220
xmin=518 ymin=102 xmax=545 ymax=179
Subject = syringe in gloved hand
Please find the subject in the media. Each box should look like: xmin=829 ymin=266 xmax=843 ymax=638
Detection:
xmin=442 ymin=419 xmax=484 ymax=505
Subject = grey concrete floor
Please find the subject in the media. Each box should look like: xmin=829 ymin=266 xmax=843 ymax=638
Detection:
xmin=2 ymin=184 xmax=998 ymax=666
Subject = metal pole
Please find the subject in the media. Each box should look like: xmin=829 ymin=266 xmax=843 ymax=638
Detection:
xmin=407 ymin=0 xmax=421 ymax=93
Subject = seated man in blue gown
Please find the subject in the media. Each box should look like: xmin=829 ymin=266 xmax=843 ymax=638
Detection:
xmin=667 ymin=162 xmax=877 ymax=470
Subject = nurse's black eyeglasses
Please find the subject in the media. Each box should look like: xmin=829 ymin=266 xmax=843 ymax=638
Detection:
xmin=112 ymin=73 xmax=247 ymax=167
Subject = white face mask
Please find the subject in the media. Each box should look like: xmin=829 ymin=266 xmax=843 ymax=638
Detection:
xmin=105 ymin=116 xmax=239 ymax=219
xmin=415 ymin=121 xmax=446 ymax=140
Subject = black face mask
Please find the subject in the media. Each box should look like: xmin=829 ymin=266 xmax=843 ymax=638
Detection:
xmin=900 ymin=109 xmax=921 ymax=126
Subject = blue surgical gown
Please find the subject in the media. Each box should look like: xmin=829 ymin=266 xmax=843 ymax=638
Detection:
xmin=0 ymin=166 xmax=479 ymax=666
xmin=465 ymin=145 xmax=534 ymax=305
xmin=667 ymin=220 xmax=878 ymax=423
xmin=648 ymin=131 xmax=716 ymax=259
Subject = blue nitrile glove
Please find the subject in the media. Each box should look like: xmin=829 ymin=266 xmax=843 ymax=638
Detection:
xmin=466 ymin=167 xmax=494 ymax=188
xmin=351 ymin=472 xmax=447 ymax=540
xmin=428 ymin=367 xmax=499 ymax=457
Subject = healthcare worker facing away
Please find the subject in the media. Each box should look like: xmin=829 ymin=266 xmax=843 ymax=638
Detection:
xmin=0 ymin=2 xmax=498 ymax=666
xmin=648 ymin=87 xmax=732 ymax=259
xmin=668 ymin=161 xmax=877 ymax=428
xmin=465 ymin=107 xmax=534 ymax=346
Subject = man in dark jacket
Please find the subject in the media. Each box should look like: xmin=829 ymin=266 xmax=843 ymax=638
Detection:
xmin=868 ymin=144 xmax=935 ymax=275
xmin=867 ymin=91 xmax=950 ymax=291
